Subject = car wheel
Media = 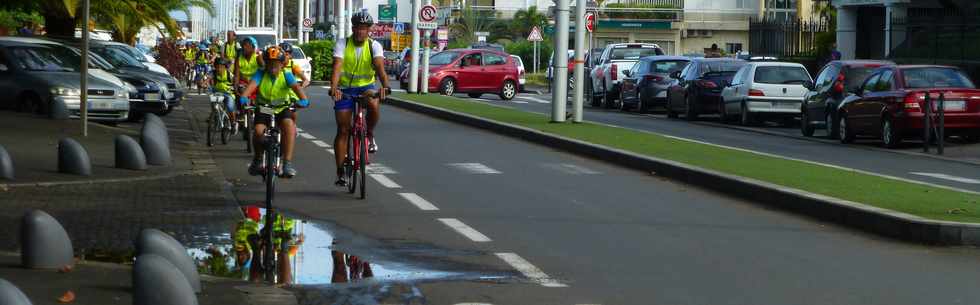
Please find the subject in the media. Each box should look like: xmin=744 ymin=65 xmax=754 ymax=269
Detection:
xmin=740 ymin=102 xmax=755 ymax=126
xmin=882 ymin=117 xmax=902 ymax=148
xmin=839 ymin=114 xmax=855 ymax=144
xmin=18 ymin=94 xmax=41 ymax=114
xmin=619 ymin=91 xmax=630 ymax=112
xmin=500 ymin=80 xmax=517 ymax=100
xmin=684 ymin=94 xmax=698 ymax=121
xmin=718 ymin=101 xmax=728 ymax=123
xmin=825 ymin=112 xmax=839 ymax=139
xmin=637 ymin=92 xmax=646 ymax=113
xmin=468 ymin=93 xmax=482 ymax=98
xmin=666 ymin=92 xmax=678 ymax=118
xmin=439 ymin=78 xmax=456 ymax=96
xmin=801 ymin=108 xmax=815 ymax=137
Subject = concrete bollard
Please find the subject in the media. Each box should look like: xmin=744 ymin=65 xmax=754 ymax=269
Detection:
xmin=20 ymin=210 xmax=74 ymax=269
xmin=133 ymin=254 xmax=199 ymax=305
xmin=140 ymin=114 xmax=171 ymax=166
xmin=49 ymin=99 xmax=69 ymax=120
xmin=115 ymin=135 xmax=147 ymax=170
xmin=57 ymin=138 xmax=91 ymax=176
xmin=0 ymin=278 xmax=32 ymax=305
xmin=135 ymin=229 xmax=200 ymax=293
xmin=0 ymin=144 xmax=13 ymax=180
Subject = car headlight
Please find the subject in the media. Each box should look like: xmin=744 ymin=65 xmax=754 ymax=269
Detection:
xmin=51 ymin=87 xmax=81 ymax=96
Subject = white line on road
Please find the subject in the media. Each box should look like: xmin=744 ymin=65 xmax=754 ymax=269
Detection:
xmin=438 ymin=218 xmax=492 ymax=242
xmin=512 ymin=100 xmax=529 ymax=104
xmin=398 ymin=193 xmax=439 ymax=211
xmin=447 ymin=163 xmax=502 ymax=174
xmin=542 ymin=163 xmax=601 ymax=175
xmin=298 ymin=133 xmax=316 ymax=139
xmin=495 ymin=253 xmax=567 ymax=288
xmin=296 ymin=127 xmax=304 ymax=132
xmin=311 ymin=140 xmax=331 ymax=148
xmin=392 ymin=88 xmax=407 ymax=93
xmin=320 ymin=86 xmax=331 ymax=89
xmin=910 ymin=172 xmax=980 ymax=184
xmin=370 ymin=174 xmax=402 ymax=188
xmin=519 ymin=96 xmax=551 ymax=104
xmin=366 ymin=163 xmax=398 ymax=174
xmin=327 ymin=148 xmax=335 ymax=155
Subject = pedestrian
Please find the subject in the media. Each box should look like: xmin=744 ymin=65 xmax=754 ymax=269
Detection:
xmin=18 ymin=22 xmax=33 ymax=37
xmin=705 ymin=43 xmax=722 ymax=58
xmin=830 ymin=42 xmax=842 ymax=61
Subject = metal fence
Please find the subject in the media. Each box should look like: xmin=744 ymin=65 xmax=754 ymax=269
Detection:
xmin=889 ymin=8 xmax=980 ymax=82
xmin=748 ymin=18 xmax=829 ymax=58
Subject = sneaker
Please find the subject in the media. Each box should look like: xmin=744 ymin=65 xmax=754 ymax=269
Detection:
xmin=281 ymin=161 xmax=297 ymax=178
xmin=334 ymin=178 xmax=347 ymax=187
xmin=247 ymin=159 xmax=263 ymax=176
xmin=368 ymin=136 xmax=379 ymax=154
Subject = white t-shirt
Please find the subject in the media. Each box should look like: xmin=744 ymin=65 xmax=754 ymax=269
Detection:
xmin=333 ymin=39 xmax=385 ymax=63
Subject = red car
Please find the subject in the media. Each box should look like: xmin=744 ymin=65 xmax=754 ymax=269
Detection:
xmin=399 ymin=49 xmax=520 ymax=100
xmin=837 ymin=65 xmax=980 ymax=148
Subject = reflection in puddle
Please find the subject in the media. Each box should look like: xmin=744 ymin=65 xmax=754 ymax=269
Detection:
xmin=190 ymin=205 xmax=462 ymax=285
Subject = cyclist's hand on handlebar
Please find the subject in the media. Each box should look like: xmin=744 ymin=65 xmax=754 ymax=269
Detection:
xmin=238 ymin=96 xmax=249 ymax=105
xmin=330 ymin=88 xmax=342 ymax=101
xmin=379 ymin=86 xmax=389 ymax=101
xmin=296 ymin=99 xmax=310 ymax=108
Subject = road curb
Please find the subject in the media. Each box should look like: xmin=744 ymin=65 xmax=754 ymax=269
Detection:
xmin=386 ymin=96 xmax=980 ymax=247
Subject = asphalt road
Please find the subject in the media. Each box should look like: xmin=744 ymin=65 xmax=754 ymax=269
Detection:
xmin=447 ymin=86 xmax=980 ymax=194
xmin=195 ymin=87 xmax=980 ymax=305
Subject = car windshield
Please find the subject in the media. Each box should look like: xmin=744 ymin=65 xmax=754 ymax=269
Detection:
xmin=610 ymin=47 xmax=662 ymax=60
xmin=754 ymin=66 xmax=811 ymax=84
xmin=241 ymin=34 xmax=277 ymax=49
xmin=9 ymin=45 xmax=81 ymax=72
xmin=429 ymin=51 xmax=460 ymax=66
xmin=86 ymin=52 xmax=118 ymax=71
xmin=844 ymin=66 xmax=879 ymax=92
xmin=290 ymin=48 xmax=306 ymax=59
xmin=650 ymin=60 xmax=688 ymax=73
xmin=702 ymin=61 xmax=745 ymax=75
xmin=93 ymin=47 xmax=143 ymax=68
xmin=903 ymin=67 xmax=976 ymax=89
xmin=110 ymin=45 xmax=148 ymax=63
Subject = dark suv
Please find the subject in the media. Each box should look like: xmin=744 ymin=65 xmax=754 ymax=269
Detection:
xmin=800 ymin=60 xmax=894 ymax=138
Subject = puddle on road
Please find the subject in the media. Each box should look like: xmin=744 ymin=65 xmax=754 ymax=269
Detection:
xmin=188 ymin=205 xmax=489 ymax=286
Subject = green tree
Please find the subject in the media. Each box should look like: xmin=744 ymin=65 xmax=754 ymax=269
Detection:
xmin=449 ymin=5 xmax=504 ymax=45
xmin=510 ymin=6 xmax=548 ymax=41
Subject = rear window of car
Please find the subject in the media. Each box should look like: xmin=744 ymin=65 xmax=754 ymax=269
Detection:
xmin=754 ymin=66 xmax=811 ymax=84
xmin=610 ymin=47 xmax=663 ymax=60
xmin=649 ymin=60 xmax=688 ymax=73
xmin=429 ymin=51 xmax=461 ymax=66
xmin=902 ymin=67 xmax=976 ymax=89
xmin=843 ymin=66 xmax=878 ymax=92
xmin=290 ymin=48 xmax=306 ymax=59
xmin=701 ymin=61 xmax=745 ymax=75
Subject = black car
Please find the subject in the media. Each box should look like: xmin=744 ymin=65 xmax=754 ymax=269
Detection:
xmin=620 ymin=56 xmax=690 ymax=112
xmin=666 ymin=58 xmax=747 ymax=120
xmin=800 ymin=60 xmax=894 ymax=138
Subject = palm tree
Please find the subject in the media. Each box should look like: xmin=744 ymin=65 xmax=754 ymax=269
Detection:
xmin=510 ymin=6 xmax=548 ymax=41
xmin=449 ymin=5 xmax=500 ymax=45
xmin=32 ymin=0 xmax=212 ymax=43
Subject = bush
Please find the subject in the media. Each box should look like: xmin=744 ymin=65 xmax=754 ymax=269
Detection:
xmin=300 ymin=40 xmax=335 ymax=81
xmin=155 ymin=40 xmax=189 ymax=80
xmin=505 ymin=39 xmax=553 ymax=74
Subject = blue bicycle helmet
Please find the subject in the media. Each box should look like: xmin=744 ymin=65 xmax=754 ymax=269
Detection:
xmin=241 ymin=37 xmax=258 ymax=48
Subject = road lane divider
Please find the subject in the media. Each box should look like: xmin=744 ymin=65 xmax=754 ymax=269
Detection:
xmin=299 ymin=133 xmax=316 ymax=139
xmin=910 ymin=172 xmax=980 ymax=184
xmin=447 ymin=163 xmax=502 ymax=174
xmin=311 ymin=140 xmax=331 ymax=148
xmin=438 ymin=218 xmax=492 ymax=242
xmin=398 ymin=193 xmax=440 ymax=211
xmin=370 ymin=174 xmax=402 ymax=188
xmin=495 ymin=253 xmax=567 ymax=288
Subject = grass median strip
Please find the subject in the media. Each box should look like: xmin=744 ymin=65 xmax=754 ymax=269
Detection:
xmin=393 ymin=92 xmax=980 ymax=223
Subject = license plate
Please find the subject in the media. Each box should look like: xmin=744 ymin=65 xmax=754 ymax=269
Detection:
xmin=937 ymin=100 xmax=966 ymax=111
xmin=87 ymin=101 xmax=112 ymax=110
xmin=777 ymin=102 xmax=799 ymax=109
xmin=144 ymin=93 xmax=160 ymax=101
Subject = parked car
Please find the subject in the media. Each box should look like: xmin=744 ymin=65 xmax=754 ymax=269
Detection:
xmin=619 ymin=56 xmax=690 ymax=112
xmin=0 ymin=37 xmax=130 ymax=121
xmin=836 ymin=65 xmax=980 ymax=148
xmin=401 ymin=49 xmax=520 ymax=100
xmin=288 ymin=47 xmax=313 ymax=83
xmin=546 ymin=50 xmax=575 ymax=84
xmin=800 ymin=60 xmax=894 ymax=138
xmin=511 ymin=55 xmax=526 ymax=92
xmin=97 ymin=40 xmax=170 ymax=75
xmin=470 ymin=43 xmax=505 ymax=53
xmin=666 ymin=58 xmax=747 ymax=120
xmin=384 ymin=51 xmax=399 ymax=75
xmin=720 ymin=61 xmax=813 ymax=126
xmin=590 ymin=43 xmax=665 ymax=108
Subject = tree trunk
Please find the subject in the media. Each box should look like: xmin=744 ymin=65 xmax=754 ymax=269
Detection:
xmin=42 ymin=12 xmax=77 ymax=37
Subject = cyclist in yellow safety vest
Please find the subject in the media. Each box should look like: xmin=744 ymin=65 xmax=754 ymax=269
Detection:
xmin=224 ymin=31 xmax=238 ymax=62
xmin=278 ymin=42 xmax=311 ymax=125
xmin=239 ymin=46 xmax=309 ymax=178
xmin=233 ymin=36 xmax=265 ymax=102
xmin=328 ymin=11 xmax=390 ymax=187
xmin=211 ymin=58 xmax=238 ymax=127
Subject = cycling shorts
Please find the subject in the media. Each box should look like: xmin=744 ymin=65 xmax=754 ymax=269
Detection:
xmin=335 ymin=84 xmax=376 ymax=111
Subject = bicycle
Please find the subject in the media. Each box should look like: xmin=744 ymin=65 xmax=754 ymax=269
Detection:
xmin=341 ymin=88 xmax=389 ymax=199
xmin=253 ymin=102 xmax=296 ymax=282
xmin=206 ymin=93 xmax=233 ymax=146
xmin=196 ymin=64 xmax=211 ymax=95
xmin=238 ymin=84 xmax=255 ymax=153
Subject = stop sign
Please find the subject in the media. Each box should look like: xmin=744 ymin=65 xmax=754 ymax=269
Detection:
xmin=585 ymin=12 xmax=596 ymax=33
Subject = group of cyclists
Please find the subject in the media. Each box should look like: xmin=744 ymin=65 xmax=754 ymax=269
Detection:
xmin=182 ymin=11 xmax=390 ymax=187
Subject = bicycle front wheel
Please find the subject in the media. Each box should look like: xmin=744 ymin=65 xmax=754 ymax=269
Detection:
xmin=245 ymin=113 xmax=253 ymax=153
xmin=207 ymin=112 xmax=217 ymax=147
xmin=359 ymin=131 xmax=367 ymax=199
xmin=220 ymin=114 xmax=230 ymax=145
xmin=347 ymin=135 xmax=357 ymax=194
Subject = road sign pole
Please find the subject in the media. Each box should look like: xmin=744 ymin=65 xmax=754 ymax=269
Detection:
xmin=81 ymin=0 xmax=90 ymax=137
xmin=409 ymin=0 xmax=421 ymax=93
xmin=573 ymin=0 xmax=586 ymax=123
xmin=421 ymin=29 xmax=430 ymax=94
xmin=533 ymin=40 xmax=538 ymax=75
xmin=552 ymin=0 xmax=570 ymax=122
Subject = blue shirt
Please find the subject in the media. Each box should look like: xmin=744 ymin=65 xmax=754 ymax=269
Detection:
xmin=251 ymin=69 xmax=298 ymax=86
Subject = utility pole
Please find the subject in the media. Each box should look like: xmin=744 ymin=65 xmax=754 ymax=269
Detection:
xmin=81 ymin=0 xmax=90 ymax=136
xmin=572 ymin=0 xmax=586 ymax=122
xmin=409 ymin=0 xmax=421 ymax=93
xmin=420 ymin=0 xmax=431 ymax=94
xmin=551 ymin=0 xmax=570 ymax=122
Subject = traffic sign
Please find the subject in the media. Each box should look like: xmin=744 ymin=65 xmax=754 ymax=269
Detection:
xmin=585 ymin=12 xmax=596 ymax=33
xmin=379 ymin=4 xmax=396 ymax=21
xmin=417 ymin=22 xmax=438 ymax=30
xmin=303 ymin=18 xmax=313 ymax=28
xmin=315 ymin=30 xmax=325 ymax=39
xmin=393 ymin=22 xmax=405 ymax=34
xmin=420 ymin=4 xmax=437 ymax=22
xmin=302 ymin=27 xmax=314 ymax=32
xmin=528 ymin=26 xmax=544 ymax=41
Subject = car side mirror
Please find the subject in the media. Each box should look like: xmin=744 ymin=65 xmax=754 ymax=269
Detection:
xmin=623 ymin=70 xmax=632 ymax=77
xmin=670 ymin=71 xmax=681 ymax=79
xmin=803 ymin=80 xmax=814 ymax=90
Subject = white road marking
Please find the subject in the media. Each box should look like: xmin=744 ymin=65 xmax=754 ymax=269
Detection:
xmin=327 ymin=148 xmax=335 ymax=155
xmin=910 ymin=172 xmax=980 ymax=184
xmin=495 ymin=253 xmax=567 ymax=288
xmin=392 ymin=88 xmax=407 ymax=92
xmin=296 ymin=127 xmax=304 ymax=132
xmin=542 ymin=163 xmax=601 ymax=175
xmin=476 ymin=98 xmax=495 ymax=103
xmin=366 ymin=163 xmax=398 ymax=174
xmin=512 ymin=100 xmax=529 ymax=104
xmin=438 ymin=218 xmax=492 ymax=242
xmin=398 ymin=193 xmax=439 ymax=211
xmin=298 ymin=133 xmax=316 ymax=139
xmin=447 ymin=163 xmax=502 ymax=174
xmin=370 ymin=174 xmax=402 ymax=188
xmin=311 ymin=140 xmax=331 ymax=147
xmin=520 ymin=96 xmax=551 ymax=104
xmin=320 ymin=86 xmax=331 ymax=89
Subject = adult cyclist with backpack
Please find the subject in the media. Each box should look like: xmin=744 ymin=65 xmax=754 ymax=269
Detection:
xmin=329 ymin=11 xmax=389 ymax=187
